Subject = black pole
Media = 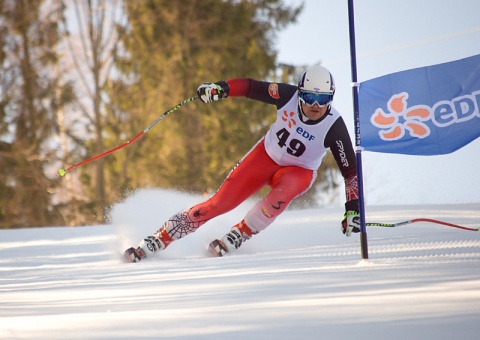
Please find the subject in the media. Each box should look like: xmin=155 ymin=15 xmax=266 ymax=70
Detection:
xmin=347 ymin=0 xmax=368 ymax=259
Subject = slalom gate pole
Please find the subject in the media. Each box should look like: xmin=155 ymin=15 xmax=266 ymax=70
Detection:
xmin=58 ymin=96 xmax=198 ymax=176
xmin=347 ymin=0 xmax=369 ymax=259
xmin=367 ymin=218 xmax=480 ymax=232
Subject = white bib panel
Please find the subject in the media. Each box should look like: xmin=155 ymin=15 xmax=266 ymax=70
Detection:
xmin=264 ymin=95 xmax=340 ymax=170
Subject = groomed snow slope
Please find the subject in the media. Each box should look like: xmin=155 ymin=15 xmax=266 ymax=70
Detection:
xmin=1 ymin=189 xmax=479 ymax=339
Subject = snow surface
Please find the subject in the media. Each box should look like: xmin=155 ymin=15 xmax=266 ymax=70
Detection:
xmin=1 ymin=189 xmax=479 ymax=339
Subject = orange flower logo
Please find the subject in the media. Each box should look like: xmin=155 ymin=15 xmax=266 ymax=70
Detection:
xmin=371 ymin=92 xmax=431 ymax=140
xmin=282 ymin=110 xmax=296 ymax=128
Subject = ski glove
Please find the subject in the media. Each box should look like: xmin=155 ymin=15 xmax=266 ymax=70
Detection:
xmin=197 ymin=81 xmax=230 ymax=103
xmin=342 ymin=211 xmax=361 ymax=237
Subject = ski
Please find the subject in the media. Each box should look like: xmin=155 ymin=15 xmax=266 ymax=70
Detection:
xmin=208 ymin=239 xmax=228 ymax=257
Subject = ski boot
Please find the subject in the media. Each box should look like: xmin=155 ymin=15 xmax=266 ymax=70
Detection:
xmin=209 ymin=220 xmax=255 ymax=257
xmin=124 ymin=234 xmax=167 ymax=263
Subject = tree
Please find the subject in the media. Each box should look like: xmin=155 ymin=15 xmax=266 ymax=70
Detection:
xmin=60 ymin=0 xmax=126 ymax=222
xmin=0 ymin=0 xmax=341 ymax=228
xmin=107 ymin=0 xmax=303 ymax=196
xmin=0 ymin=0 xmax=71 ymax=227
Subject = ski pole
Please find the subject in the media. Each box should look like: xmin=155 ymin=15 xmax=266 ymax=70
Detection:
xmin=58 ymin=96 xmax=198 ymax=176
xmin=367 ymin=218 xmax=480 ymax=232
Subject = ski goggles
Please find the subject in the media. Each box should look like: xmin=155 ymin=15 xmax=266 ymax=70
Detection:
xmin=299 ymin=91 xmax=333 ymax=107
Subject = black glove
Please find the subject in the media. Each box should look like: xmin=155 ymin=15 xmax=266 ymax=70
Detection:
xmin=197 ymin=81 xmax=230 ymax=103
xmin=341 ymin=211 xmax=360 ymax=237
xmin=341 ymin=199 xmax=360 ymax=237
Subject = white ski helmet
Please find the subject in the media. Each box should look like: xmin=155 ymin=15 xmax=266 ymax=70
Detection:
xmin=298 ymin=66 xmax=335 ymax=111
xmin=298 ymin=65 xmax=335 ymax=95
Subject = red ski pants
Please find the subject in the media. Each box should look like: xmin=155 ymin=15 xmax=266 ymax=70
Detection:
xmin=161 ymin=139 xmax=316 ymax=240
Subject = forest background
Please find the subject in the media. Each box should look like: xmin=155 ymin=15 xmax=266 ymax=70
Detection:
xmin=0 ymin=0 xmax=344 ymax=228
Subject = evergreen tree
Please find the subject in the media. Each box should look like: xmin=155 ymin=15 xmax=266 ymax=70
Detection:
xmin=107 ymin=0 xmax=303 ymax=196
xmin=0 ymin=0 xmax=341 ymax=228
xmin=0 ymin=0 xmax=70 ymax=227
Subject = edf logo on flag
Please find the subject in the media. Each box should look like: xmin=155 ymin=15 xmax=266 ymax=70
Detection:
xmin=359 ymin=54 xmax=480 ymax=155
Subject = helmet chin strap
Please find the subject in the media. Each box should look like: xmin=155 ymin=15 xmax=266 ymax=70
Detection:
xmin=297 ymin=99 xmax=310 ymax=122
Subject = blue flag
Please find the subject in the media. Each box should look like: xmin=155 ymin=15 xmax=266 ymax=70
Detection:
xmin=359 ymin=54 xmax=480 ymax=155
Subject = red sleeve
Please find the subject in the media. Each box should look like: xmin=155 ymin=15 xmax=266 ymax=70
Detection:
xmin=226 ymin=78 xmax=252 ymax=97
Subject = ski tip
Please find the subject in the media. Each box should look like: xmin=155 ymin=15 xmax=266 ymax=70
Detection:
xmin=208 ymin=239 xmax=227 ymax=257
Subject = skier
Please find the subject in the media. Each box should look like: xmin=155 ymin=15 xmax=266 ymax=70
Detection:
xmin=125 ymin=65 xmax=360 ymax=262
